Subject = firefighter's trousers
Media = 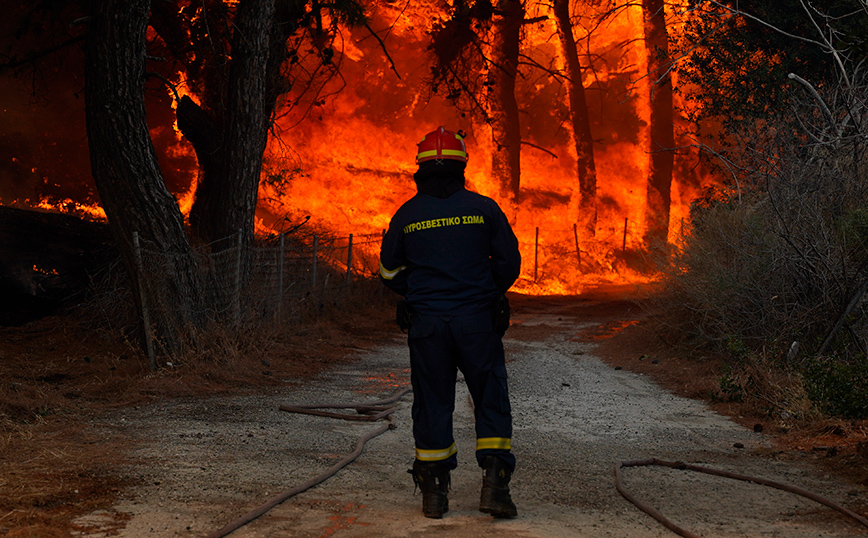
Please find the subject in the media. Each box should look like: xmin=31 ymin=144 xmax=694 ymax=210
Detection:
xmin=407 ymin=311 xmax=515 ymax=472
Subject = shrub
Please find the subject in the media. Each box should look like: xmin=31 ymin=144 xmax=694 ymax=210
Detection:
xmin=803 ymin=354 xmax=868 ymax=419
xmin=658 ymin=61 xmax=868 ymax=419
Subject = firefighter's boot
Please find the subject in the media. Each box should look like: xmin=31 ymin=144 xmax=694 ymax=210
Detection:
xmin=410 ymin=460 xmax=450 ymax=518
xmin=479 ymin=456 xmax=517 ymax=518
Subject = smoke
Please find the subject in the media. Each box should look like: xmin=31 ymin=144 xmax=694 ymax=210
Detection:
xmin=0 ymin=72 xmax=92 ymax=206
xmin=0 ymin=66 xmax=198 ymax=211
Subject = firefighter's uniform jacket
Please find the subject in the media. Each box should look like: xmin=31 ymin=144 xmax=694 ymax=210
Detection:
xmin=380 ymin=185 xmax=521 ymax=471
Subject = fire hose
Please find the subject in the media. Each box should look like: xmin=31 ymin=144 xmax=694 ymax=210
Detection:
xmin=615 ymin=458 xmax=868 ymax=538
xmin=203 ymin=386 xmax=412 ymax=538
xmin=200 ymin=384 xmax=868 ymax=538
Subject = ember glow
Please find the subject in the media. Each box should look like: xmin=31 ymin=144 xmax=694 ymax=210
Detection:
xmin=2 ymin=1 xmax=717 ymax=295
xmin=36 ymin=199 xmax=106 ymax=221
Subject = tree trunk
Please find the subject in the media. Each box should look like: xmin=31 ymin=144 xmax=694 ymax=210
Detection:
xmin=642 ymin=0 xmax=674 ymax=247
xmin=84 ymin=0 xmax=201 ymax=354
xmin=489 ymin=0 xmax=523 ymax=207
xmin=554 ymin=0 xmax=597 ymax=236
xmin=186 ymin=0 xmax=276 ymax=252
xmin=265 ymin=2 xmax=304 ymax=116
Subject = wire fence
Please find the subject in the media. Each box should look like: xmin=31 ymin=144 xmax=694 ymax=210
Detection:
xmin=509 ymin=218 xmax=684 ymax=286
xmin=133 ymin=217 xmax=667 ymax=317
xmin=131 ymin=228 xmax=387 ymax=365
xmin=128 ymin=218 xmax=669 ymax=365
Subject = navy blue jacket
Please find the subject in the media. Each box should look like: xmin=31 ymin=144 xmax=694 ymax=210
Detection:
xmin=379 ymin=187 xmax=521 ymax=316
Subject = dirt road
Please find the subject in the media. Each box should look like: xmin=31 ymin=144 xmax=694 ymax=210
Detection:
xmin=73 ymin=294 xmax=867 ymax=537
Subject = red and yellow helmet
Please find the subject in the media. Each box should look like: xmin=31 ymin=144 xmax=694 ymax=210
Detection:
xmin=416 ymin=126 xmax=468 ymax=164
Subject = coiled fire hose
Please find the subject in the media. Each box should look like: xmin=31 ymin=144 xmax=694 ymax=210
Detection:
xmin=202 ymin=385 xmax=867 ymax=538
xmin=615 ymin=458 xmax=868 ymax=538
xmin=204 ymin=386 xmax=412 ymax=538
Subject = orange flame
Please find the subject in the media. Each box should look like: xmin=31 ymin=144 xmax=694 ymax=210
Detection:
xmin=35 ymin=199 xmax=106 ymax=221
xmin=253 ymin=1 xmax=717 ymax=294
xmin=10 ymin=1 xmax=718 ymax=296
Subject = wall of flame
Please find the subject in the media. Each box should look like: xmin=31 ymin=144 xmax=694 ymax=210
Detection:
xmin=0 ymin=0 xmax=716 ymax=295
xmin=250 ymin=1 xmax=714 ymax=293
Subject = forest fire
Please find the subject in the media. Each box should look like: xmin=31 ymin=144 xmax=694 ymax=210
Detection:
xmin=1 ymin=0 xmax=716 ymax=296
xmin=250 ymin=0 xmax=713 ymax=294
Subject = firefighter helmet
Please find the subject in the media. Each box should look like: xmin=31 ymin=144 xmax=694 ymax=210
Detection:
xmin=416 ymin=127 xmax=468 ymax=164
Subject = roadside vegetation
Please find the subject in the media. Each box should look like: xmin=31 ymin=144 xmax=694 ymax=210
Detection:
xmin=0 ymin=258 xmax=395 ymax=536
xmin=656 ymin=1 xmax=868 ymax=425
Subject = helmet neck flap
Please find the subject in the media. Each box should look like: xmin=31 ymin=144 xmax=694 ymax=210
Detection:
xmin=414 ymin=160 xmax=466 ymax=199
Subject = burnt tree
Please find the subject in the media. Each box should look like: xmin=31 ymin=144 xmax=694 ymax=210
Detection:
xmin=84 ymin=0 xmax=202 ymax=352
xmin=489 ymin=0 xmax=524 ymax=205
xmin=554 ymin=0 xmax=597 ymax=236
xmin=185 ymin=1 xmax=274 ymax=257
xmin=149 ymin=0 xmax=366 ymax=251
xmin=150 ymin=0 xmax=275 ymax=251
xmin=427 ymin=0 xmax=527 ymax=211
xmin=642 ymin=0 xmax=674 ymax=247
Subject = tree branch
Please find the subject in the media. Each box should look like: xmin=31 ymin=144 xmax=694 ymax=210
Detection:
xmin=521 ymin=140 xmax=558 ymax=159
xmin=363 ymin=21 xmax=401 ymax=80
xmin=798 ymin=0 xmax=850 ymax=88
xmin=787 ymin=73 xmax=837 ymax=136
xmin=518 ymin=54 xmax=568 ymax=82
xmin=145 ymin=72 xmax=181 ymax=102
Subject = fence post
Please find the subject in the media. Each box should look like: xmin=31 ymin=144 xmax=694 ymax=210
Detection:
xmin=311 ymin=234 xmax=318 ymax=291
xmin=346 ymin=233 xmax=354 ymax=286
xmin=277 ymin=232 xmax=285 ymax=322
xmin=234 ymin=228 xmax=242 ymax=324
xmin=380 ymin=229 xmax=386 ymax=297
xmin=622 ymin=218 xmax=628 ymax=254
xmin=132 ymin=232 xmax=156 ymax=371
xmin=573 ymin=223 xmax=581 ymax=272
xmin=534 ymin=227 xmax=539 ymax=282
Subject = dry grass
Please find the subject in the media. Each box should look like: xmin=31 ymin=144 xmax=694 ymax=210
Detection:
xmin=591 ymin=297 xmax=868 ymax=489
xmin=0 ymin=278 xmax=397 ymax=536
xmin=0 ymin=422 xmax=130 ymax=537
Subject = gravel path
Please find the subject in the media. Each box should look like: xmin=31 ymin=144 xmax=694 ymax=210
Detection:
xmin=74 ymin=298 xmax=867 ymax=537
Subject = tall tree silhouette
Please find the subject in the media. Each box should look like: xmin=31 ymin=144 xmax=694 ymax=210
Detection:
xmin=642 ymin=0 xmax=674 ymax=247
xmin=489 ymin=0 xmax=524 ymax=205
xmin=84 ymin=0 xmax=203 ymax=353
xmin=554 ymin=0 xmax=597 ymax=235
xmin=149 ymin=0 xmax=368 ymax=252
xmin=428 ymin=0 xmax=526 ymax=207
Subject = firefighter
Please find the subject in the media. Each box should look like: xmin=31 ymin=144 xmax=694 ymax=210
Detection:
xmin=379 ymin=126 xmax=522 ymax=519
